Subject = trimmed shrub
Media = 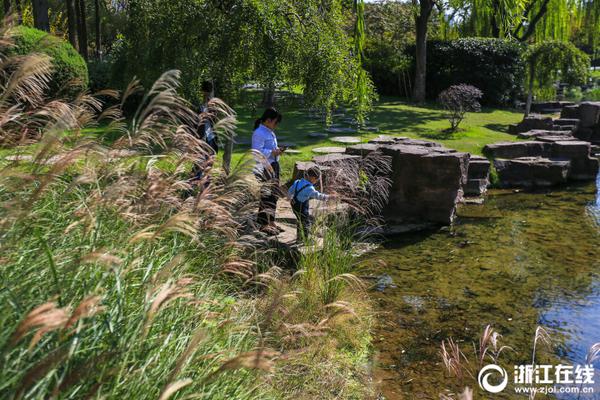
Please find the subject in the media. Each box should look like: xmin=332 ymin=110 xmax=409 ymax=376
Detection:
xmin=438 ymin=84 xmax=483 ymax=132
xmin=407 ymin=38 xmax=525 ymax=106
xmin=7 ymin=25 xmax=88 ymax=98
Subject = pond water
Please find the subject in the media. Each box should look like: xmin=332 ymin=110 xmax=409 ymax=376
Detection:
xmin=362 ymin=174 xmax=600 ymax=399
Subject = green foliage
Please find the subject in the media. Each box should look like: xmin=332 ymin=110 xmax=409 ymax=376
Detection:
xmin=363 ymin=1 xmax=427 ymax=97
xmin=117 ymin=0 xmax=370 ymax=115
xmin=7 ymin=25 xmax=88 ymax=98
xmin=526 ymin=40 xmax=590 ymax=92
xmin=410 ymin=38 xmax=525 ymax=105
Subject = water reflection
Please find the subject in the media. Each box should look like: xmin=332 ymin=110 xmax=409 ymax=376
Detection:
xmin=363 ymin=176 xmax=600 ymax=400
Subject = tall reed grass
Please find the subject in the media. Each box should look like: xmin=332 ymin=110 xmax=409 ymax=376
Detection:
xmin=0 ymin=19 xmax=377 ymax=399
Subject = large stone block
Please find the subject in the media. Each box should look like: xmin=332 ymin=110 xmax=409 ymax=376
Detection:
xmin=579 ymin=102 xmax=600 ymax=128
xmin=493 ymin=158 xmax=570 ymax=187
xmin=483 ymin=141 xmax=552 ymax=159
xmin=561 ymin=105 xmax=581 ymax=119
xmin=381 ymin=145 xmax=469 ymax=225
xmin=345 ymin=143 xmax=381 ymax=157
xmin=508 ymin=115 xmax=554 ymax=134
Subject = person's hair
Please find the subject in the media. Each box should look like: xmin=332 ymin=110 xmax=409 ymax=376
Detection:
xmin=254 ymin=107 xmax=282 ymax=130
xmin=201 ymin=80 xmax=213 ymax=93
xmin=305 ymin=166 xmax=321 ymax=180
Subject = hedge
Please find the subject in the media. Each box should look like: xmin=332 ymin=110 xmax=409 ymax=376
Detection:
xmin=7 ymin=25 xmax=88 ymax=98
xmin=422 ymin=38 xmax=526 ymax=106
xmin=367 ymin=38 xmax=526 ymax=105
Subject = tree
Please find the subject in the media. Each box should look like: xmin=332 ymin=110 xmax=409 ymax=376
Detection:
xmin=66 ymin=0 xmax=79 ymax=50
xmin=413 ymin=0 xmax=436 ymax=102
xmin=94 ymin=0 xmax=101 ymax=58
xmin=76 ymin=0 xmax=88 ymax=60
xmin=438 ymin=84 xmax=483 ymax=131
xmin=31 ymin=0 xmax=49 ymax=31
xmin=524 ymin=40 xmax=590 ymax=115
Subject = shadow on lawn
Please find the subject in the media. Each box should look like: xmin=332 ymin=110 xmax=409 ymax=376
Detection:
xmin=483 ymin=123 xmax=510 ymax=133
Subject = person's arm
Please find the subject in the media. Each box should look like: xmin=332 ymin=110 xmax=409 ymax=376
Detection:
xmin=306 ymin=185 xmax=329 ymax=201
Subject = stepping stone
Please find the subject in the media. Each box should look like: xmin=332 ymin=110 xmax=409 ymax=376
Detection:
xmin=284 ymin=149 xmax=301 ymax=154
xmin=326 ymin=127 xmax=356 ymax=134
xmin=308 ymin=132 xmax=328 ymax=139
xmin=312 ymin=146 xmax=346 ymax=154
xmin=361 ymin=126 xmax=380 ymax=133
xmin=330 ymin=136 xmax=361 ymax=144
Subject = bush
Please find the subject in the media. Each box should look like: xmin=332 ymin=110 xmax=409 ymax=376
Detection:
xmin=438 ymin=84 xmax=483 ymax=132
xmin=7 ymin=25 xmax=88 ymax=98
xmin=407 ymin=38 xmax=525 ymax=106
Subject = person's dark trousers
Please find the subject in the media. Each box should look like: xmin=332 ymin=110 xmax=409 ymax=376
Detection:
xmin=257 ymin=161 xmax=280 ymax=227
xmin=292 ymin=199 xmax=311 ymax=241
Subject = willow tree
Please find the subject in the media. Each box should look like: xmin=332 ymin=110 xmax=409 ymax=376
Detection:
xmin=524 ymin=40 xmax=590 ymax=115
xmin=446 ymin=0 xmax=600 ymax=45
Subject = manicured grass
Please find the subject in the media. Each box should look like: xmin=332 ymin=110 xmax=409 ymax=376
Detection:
xmin=230 ymin=97 xmax=523 ymax=181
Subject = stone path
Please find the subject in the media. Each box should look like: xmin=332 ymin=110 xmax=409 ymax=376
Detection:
xmin=311 ymin=146 xmax=346 ymax=154
xmin=330 ymin=136 xmax=361 ymax=144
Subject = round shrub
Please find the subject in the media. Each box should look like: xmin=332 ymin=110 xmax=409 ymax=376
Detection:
xmin=7 ymin=25 xmax=88 ymax=98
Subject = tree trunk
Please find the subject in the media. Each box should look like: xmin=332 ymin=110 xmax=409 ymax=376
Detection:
xmin=75 ymin=0 xmax=88 ymax=60
xmin=31 ymin=0 xmax=49 ymax=31
xmin=222 ymin=138 xmax=233 ymax=175
xmin=262 ymin=84 xmax=275 ymax=108
xmin=525 ymin=61 xmax=535 ymax=116
xmin=94 ymin=0 xmax=101 ymax=59
xmin=66 ymin=0 xmax=79 ymax=51
xmin=14 ymin=0 xmax=22 ymax=23
xmin=413 ymin=0 xmax=433 ymax=103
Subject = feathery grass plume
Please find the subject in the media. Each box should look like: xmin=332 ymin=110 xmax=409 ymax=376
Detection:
xmin=440 ymin=338 xmax=470 ymax=381
xmin=206 ymin=348 xmax=280 ymax=381
xmin=11 ymin=296 xmax=104 ymax=350
xmin=586 ymin=342 xmax=600 ymax=364
xmin=158 ymin=379 xmax=193 ymax=400
xmin=143 ymin=278 xmax=194 ymax=337
xmin=531 ymin=326 xmax=551 ymax=366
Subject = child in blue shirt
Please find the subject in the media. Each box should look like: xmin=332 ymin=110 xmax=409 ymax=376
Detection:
xmin=288 ymin=166 xmax=334 ymax=241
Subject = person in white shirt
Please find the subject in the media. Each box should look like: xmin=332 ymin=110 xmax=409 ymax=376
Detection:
xmin=252 ymin=108 xmax=284 ymax=235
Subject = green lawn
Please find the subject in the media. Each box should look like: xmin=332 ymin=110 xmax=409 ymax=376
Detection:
xmin=231 ymin=97 xmax=523 ymax=181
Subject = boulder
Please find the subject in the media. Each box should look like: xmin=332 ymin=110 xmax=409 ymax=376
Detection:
xmin=517 ymin=130 xmax=571 ymax=140
xmin=561 ymin=105 xmax=581 ymax=119
xmin=493 ymin=158 xmax=570 ymax=187
xmin=368 ymin=135 xmax=402 ymax=145
xmin=483 ymin=141 xmax=552 ymax=159
xmin=345 ymin=143 xmax=381 ymax=157
xmin=381 ymin=144 xmax=469 ymax=224
xmin=554 ymin=118 xmax=580 ymax=127
xmin=536 ymin=135 xmax=578 ymax=143
xmin=464 ymin=155 xmax=491 ymax=197
xmin=292 ymin=161 xmax=319 ymax=180
xmin=551 ymin=141 xmax=599 ymax=180
xmin=312 ymin=146 xmax=346 ymax=154
xmin=508 ymin=114 xmax=554 ymax=134
xmin=312 ymin=153 xmax=361 ymax=167
xmin=397 ymin=138 xmax=443 ymax=147
xmin=579 ymin=102 xmax=600 ymax=128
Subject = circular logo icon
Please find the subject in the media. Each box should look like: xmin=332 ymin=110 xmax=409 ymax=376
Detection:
xmin=478 ymin=364 xmax=509 ymax=393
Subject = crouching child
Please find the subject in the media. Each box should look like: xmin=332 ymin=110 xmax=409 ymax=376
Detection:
xmin=288 ymin=166 xmax=334 ymax=241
